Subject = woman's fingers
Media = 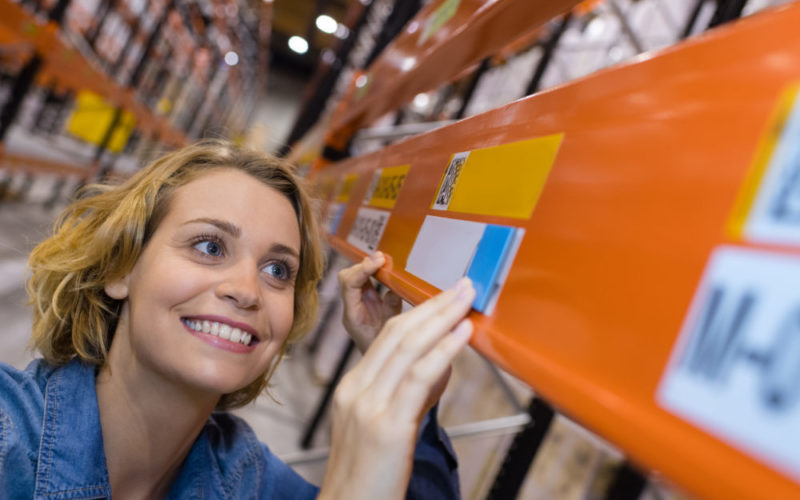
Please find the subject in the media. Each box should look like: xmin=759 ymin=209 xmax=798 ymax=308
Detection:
xmin=381 ymin=290 xmax=402 ymax=321
xmin=351 ymin=279 xmax=475 ymax=396
xmin=339 ymin=252 xmax=388 ymax=352
xmin=358 ymin=279 xmax=474 ymax=372
xmin=338 ymin=252 xmax=385 ymax=300
xmin=390 ymin=319 xmax=473 ymax=422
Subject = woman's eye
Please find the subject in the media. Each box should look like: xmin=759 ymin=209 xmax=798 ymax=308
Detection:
xmin=193 ymin=240 xmax=224 ymax=257
xmin=263 ymin=262 xmax=290 ymax=281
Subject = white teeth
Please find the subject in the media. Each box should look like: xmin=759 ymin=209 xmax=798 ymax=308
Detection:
xmin=186 ymin=319 xmax=254 ymax=345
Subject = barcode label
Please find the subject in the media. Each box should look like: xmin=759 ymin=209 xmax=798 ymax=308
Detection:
xmin=743 ymin=89 xmax=800 ymax=246
xmin=659 ymin=246 xmax=800 ymax=481
xmin=433 ymin=152 xmax=469 ymax=210
xmin=364 ymin=165 xmax=409 ymax=209
xmin=347 ymin=207 xmax=390 ymax=253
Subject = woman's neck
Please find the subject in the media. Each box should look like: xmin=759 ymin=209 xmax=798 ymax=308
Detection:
xmin=96 ymin=340 xmax=219 ymax=500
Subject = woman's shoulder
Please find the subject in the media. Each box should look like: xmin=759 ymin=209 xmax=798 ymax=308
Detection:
xmin=0 ymin=358 xmax=57 ymax=418
xmin=0 ymin=359 xmax=59 ymax=494
xmin=199 ymin=411 xmax=318 ymax=499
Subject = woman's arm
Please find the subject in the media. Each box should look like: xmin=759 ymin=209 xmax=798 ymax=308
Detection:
xmin=318 ymin=254 xmax=473 ymax=500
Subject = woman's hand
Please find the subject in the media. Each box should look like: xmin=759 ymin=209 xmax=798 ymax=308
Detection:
xmin=319 ymin=278 xmax=475 ymax=500
xmin=338 ymin=251 xmax=403 ymax=353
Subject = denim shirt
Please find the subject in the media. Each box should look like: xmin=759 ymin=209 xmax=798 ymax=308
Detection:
xmin=0 ymin=359 xmax=460 ymax=499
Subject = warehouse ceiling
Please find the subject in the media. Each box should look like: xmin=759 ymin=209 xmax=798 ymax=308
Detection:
xmin=268 ymin=0 xmax=355 ymax=74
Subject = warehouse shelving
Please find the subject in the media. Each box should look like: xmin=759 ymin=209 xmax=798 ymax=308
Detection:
xmin=292 ymin=0 xmax=800 ymax=498
xmin=0 ymin=0 xmax=269 ymax=203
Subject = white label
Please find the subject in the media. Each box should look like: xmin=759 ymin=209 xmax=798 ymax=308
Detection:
xmin=346 ymin=207 xmax=390 ymax=253
xmin=406 ymin=216 xmax=485 ymax=291
xmin=433 ymin=152 xmax=469 ymax=211
xmin=659 ymin=246 xmax=800 ymax=482
xmin=744 ymin=93 xmax=800 ymax=246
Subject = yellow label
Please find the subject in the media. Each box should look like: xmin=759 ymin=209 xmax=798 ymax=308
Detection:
xmin=336 ymin=174 xmax=359 ymax=203
xmin=727 ymin=84 xmax=800 ymax=239
xmin=366 ymin=165 xmax=409 ymax=209
xmin=66 ymin=91 xmax=135 ymax=153
xmin=432 ymin=134 xmax=563 ymax=219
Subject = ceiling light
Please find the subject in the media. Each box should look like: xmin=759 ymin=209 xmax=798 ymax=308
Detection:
xmin=413 ymin=93 xmax=430 ymax=109
xmin=224 ymin=51 xmax=239 ymax=66
xmin=288 ymin=36 xmax=309 ymax=54
xmin=322 ymin=49 xmax=336 ymax=65
xmin=316 ymin=14 xmax=338 ymax=34
xmin=401 ymin=57 xmax=415 ymax=71
xmin=334 ymin=24 xmax=350 ymax=39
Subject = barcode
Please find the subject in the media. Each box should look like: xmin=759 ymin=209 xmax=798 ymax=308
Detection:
xmin=347 ymin=207 xmax=390 ymax=253
xmin=433 ymin=152 xmax=469 ymax=210
xmin=659 ymin=247 xmax=800 ymax=480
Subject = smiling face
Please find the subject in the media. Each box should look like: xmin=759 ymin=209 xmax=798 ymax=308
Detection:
xmin=104 ymin=168 xmax=301 ymax=400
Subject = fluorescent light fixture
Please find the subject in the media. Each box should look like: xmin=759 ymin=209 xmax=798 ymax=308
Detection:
xmin=224 ymin=51 xmax=239 ymax=66
xmin=316 ymin=14 xmax=338 ymax=34
xmin=288 ymin=36 xmax=309 ymax=54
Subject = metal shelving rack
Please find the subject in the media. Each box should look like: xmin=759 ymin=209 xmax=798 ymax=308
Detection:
xmin=287 ymin=1 xmax=800 ymax=498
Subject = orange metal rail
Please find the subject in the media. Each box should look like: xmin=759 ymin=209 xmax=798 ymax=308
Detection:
xmin=0 ymin=0 xmax=186 ymax=146
xmin=311 ymin=4 xmax=800 ymax=499
xmin=325 ymin=0 xmax=581 ymax=150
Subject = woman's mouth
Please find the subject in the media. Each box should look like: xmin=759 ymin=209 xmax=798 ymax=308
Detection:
xmin=181 ymin=318 xmax=256 ymax=346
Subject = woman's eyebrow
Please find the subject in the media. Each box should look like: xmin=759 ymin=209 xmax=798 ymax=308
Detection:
xmin=184 ymin=218 xmax=241 ymax=237
xmin=271 ymin=243 xmax=300 ymax=260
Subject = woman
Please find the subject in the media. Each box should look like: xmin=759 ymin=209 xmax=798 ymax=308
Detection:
xmin=0 ymin=140 xmax=475 ymax=499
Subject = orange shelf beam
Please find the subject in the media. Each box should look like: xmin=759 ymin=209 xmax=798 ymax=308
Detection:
xmin=311 ymin=4 xmax=800 ymax=499
xmin=326 ymin=0 xmax=581 ymax=149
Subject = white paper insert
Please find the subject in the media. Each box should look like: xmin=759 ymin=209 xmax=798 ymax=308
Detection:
xmin=659 ymin=246 xmax=800 ymax=482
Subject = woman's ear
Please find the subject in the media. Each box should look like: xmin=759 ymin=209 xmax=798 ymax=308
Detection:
xmin=104 ymin=276 xmax=130 ymax=300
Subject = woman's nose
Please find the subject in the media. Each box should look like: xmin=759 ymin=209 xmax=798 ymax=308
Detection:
xmin=215 ymin=261 xmax=260 ymax=309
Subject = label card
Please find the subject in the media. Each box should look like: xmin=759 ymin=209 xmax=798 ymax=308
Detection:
xmin=347 ymin=207 xmax=390 ymax=253
xmin=659 ymin=246 xmax=800 ymax=481
xmin=431 ymin=134 xmax=563 ymax=219
xmin=730 ymin=85 xmax=800 ymax=248
xmin=364 ymin=165 xmax=410 ymax=209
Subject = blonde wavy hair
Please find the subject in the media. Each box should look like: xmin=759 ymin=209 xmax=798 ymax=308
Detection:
xmin=26 ymin=139 xmax=324 ymax=409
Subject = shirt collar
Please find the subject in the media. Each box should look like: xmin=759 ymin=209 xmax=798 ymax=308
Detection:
xmin=34 ymin=358 xmax=111 ymax=499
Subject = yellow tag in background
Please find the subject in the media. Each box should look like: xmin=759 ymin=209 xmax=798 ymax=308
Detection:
xmin=366 ymin=165 xmax=409 ymax=209
xmin=336 ymin=174 xmax=359 ymax=203
xmin=66 ymin=91 xmax=135 ymax=153
xmin=727 ymin=84 xmax=800 ymax=239
xmin=432 ymin=134 xmax=564 ymax=219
